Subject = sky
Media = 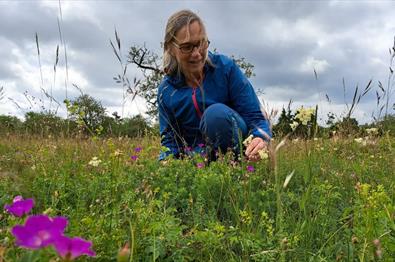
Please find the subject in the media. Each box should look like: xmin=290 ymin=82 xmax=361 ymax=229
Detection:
xmin=0 ymin=0 xmax=394 ymax=125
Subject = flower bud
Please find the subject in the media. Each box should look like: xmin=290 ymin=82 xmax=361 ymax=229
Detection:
xmin=117 ymin=243 xmax=130 ymax=262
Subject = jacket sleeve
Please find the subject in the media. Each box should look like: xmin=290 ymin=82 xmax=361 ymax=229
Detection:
xmin=158 ymin=88 xmax=180 ymax=160
xmin=227 ymin=60 xmax=272 ymax=141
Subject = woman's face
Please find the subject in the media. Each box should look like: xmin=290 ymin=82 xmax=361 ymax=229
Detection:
xmin=172 ymin=21 xmax=208 ymax=79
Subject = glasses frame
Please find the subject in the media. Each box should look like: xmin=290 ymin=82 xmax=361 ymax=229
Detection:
xmin=172 ymin=39 xmax=210 ymax=54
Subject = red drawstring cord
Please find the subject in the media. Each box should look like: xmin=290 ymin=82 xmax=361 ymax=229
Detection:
xmin=192 ymin=87 xmax=203 ymax=118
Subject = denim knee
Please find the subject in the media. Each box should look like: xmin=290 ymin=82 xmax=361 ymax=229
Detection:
xmin=199 ymin=103 xmax=247 ymax=153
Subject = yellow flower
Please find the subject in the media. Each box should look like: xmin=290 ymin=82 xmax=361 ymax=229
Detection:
xmin=258 ymin=149 xmax=268 ymax=160
xmin=295 ymin=106 xmax=315 ymax=125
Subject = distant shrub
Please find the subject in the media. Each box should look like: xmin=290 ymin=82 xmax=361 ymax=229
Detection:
xmin=0 ymin=115 xmax=22 ymax=134
xmin=23 ymin=111 xmax=68 ymax=137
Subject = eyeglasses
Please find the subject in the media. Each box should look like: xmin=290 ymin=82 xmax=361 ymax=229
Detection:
xmin=173 ymin=39 xmax=210 ymax=54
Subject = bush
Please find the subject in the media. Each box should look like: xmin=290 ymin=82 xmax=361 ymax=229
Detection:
xmin=23 ymin=111 xmax=68 ymax=137
xmin=0 ymin=115 xmax=22 ymax=134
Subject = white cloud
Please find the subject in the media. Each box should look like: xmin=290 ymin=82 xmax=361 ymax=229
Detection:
xmin=299 ymin=56 xmax=330 ymax=74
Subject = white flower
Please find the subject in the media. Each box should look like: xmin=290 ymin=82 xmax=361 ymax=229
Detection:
xmin=89 ymin=156 xmax=102 ymax=167
xmin=243 ymin=135 xmax=254 ymax=147
xmin=354 ymin=137 xmax=367 ymax=146
xmin=290 ymin=121 xmax=299 ymax=131
xmin=366 ymin=128 xmax=378 ymax=136
xmin=354 ymin=138 xmax=363 ymax=143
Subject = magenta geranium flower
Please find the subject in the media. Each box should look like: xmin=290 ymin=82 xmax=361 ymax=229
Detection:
xmin=134 ymin=147 xmax=142 ymax=153
xmin=247 ymin=165 xmax=255 ymax=172
xmin=53 ymin=235 xmax=96 ymax=260
xmin=4 ymin=196 xmax=35 ymax=217
xmin=11 ymin=215 xmax=68 ymax=249
xmin=196 ymin=162 xmax=204 ymax=169
xmin=131 ymin=155 xmax=138 ymax=161
xmin=198 ymin=143 xmax=205 ymax=148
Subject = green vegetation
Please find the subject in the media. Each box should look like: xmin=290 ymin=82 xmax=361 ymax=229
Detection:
xmin=0 ymin=133 xmax=394 ymax=261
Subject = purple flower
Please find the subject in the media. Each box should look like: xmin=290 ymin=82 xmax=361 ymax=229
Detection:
xmin=196 ymin=162 xmax=204 ymax=169
xmin=198 ymin=143 xmax=205 ymax=148
xmin=53 ymin=235 xmax=96 ymax=260
xmin=130 ymin=155 xmax=138 ymax=161
xmin=11 ymin=215 xmax=68 ymax=249
xmin=184 ymin=146 xmax=192 ymax=153
xmin=247 ymin=165 xmax=255 ymax=173
xmin=134 ymin=147 xmax=142 ymax=153
xmin=4 ymin=196 xmax=35 ymax=217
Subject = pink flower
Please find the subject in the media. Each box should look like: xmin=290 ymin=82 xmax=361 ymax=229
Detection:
xmin=53 ymin=235 xmax=96 ymax=260
xmin=196 ymin=162 xmax=204 ymax=169
xmin=247 ymin=165 xmax=255 ymax=173
xmin=130 ymin=155 xmax=138 ymax=161
xmin=4 ymin=196 xmax=35 ymax=217
xmin=11 ymin=215 xmax=68 ymax=249
xmin=198 ymin=143 xmax=205 ymax=148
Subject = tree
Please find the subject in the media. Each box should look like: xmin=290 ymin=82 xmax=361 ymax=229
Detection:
xmin=272 ymin=99 xmax=293 ymax=137
xmin=67 ymin=94 xmax=106 ymax=134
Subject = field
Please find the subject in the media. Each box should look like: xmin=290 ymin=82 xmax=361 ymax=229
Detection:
xmin=0 ymin=134 xmax=394 ymax=261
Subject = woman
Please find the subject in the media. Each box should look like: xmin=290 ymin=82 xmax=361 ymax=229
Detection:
xmin=158 ymin=9 xmax=271 ymax=162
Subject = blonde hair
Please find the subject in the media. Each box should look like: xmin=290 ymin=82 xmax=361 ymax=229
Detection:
xmin=163 ymin=10 xmax=211 ymax=76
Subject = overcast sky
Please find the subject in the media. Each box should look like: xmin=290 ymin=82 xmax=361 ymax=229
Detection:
xmin=0 ymin=0 xmax=394 ymax=124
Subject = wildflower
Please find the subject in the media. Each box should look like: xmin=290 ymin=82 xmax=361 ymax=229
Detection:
xmin=373 ymin=239 xmax=382 ymax=259
xmin=4 ymin=196 xmax=34 ymax=217
xmin=184 ymin=146 xmax=192 ymax=152
xmin=243 ymin=135 xmax=253 ymax=147
xmin=354 ymin=137 xmax=363 ymax=143
xmin=113 ymin=149 xmax=123 ymax=157
xmin=354 ymin=137 xmax=367 ymax=146
xmin=198 ymin=143 xmax=205 ymax=148
xmin=134 ymin=147 xmax=142 ymax=153
xmin=258 ymin=149 xmax=268 ymax=160
xmin=239 ymin=210 xmax=252 ymax=225
xmin=290 ymin=121 xmax=299 ymax=131
xmin=11 ymin=215 xmax=68 ymax=249
xmin=130 ymin=155 xmax=138 ymax=161
xmin=196 ymin=162 xmax=204 ymax=169
xmin=294 ymin=106 xmax=315 ymax=125
xmin=117 ymin=243 xmax=130 ymax=262
xmin=88 ymin=157 xmax=101 ymax=167
xmin=247 ymin=165 xmax=255 ymax=172
xmin=53 ymin=235 xmax=96 ymax=260
xmin=366 ymin=127 xmax=378 ymax=136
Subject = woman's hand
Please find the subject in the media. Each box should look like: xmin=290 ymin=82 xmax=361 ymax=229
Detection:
xmin=245 ymin=137 xmax=268 ymax=162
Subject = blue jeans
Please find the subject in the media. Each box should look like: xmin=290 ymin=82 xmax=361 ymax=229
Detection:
xmin=199 ymin=103 xmax=248 ymax=160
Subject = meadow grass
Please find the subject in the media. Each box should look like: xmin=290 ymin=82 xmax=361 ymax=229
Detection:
xmin=0 ymin=134 xmax=394 ymax=261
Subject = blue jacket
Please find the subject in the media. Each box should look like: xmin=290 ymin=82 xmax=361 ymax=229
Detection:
xmin=158 ymin=52 xmax=271 ymax=160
